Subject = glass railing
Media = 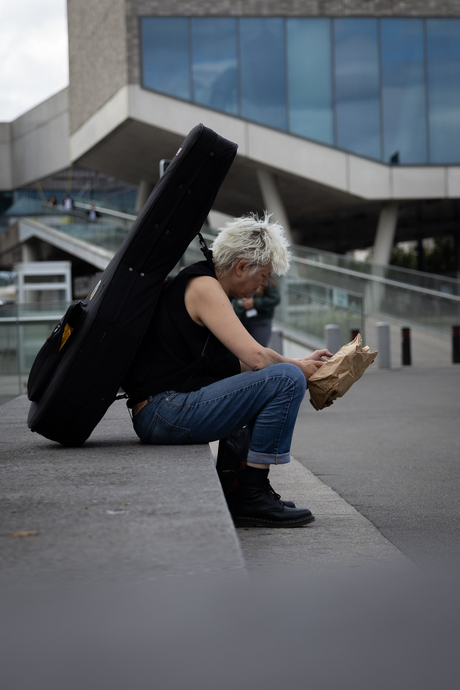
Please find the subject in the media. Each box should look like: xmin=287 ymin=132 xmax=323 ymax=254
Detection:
xmin=197 ymin=230 xmax=460 ymax=338
xmin=72 ymin=200 xmax=136 ymax=225
xmin=42 ymin=217 xmax=129 ymax=252
xmin=277 ymin=275 xmax=364 ymax=348
xmin=2 ymin=222 xmax=459 ymax=397
xmin=0 ymin=301 xmax=72 ymax=397
xmin=290 ymin=246 xmax=460 ymax=337
xmin=3 ymin=214 xmax=129 ymax=254
xmin=292 ymin=244 xmax=460 ymax=297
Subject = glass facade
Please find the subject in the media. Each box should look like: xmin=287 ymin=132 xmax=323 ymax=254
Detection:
xmin=426 ymin=19 xmax=460 ymax=163
xmin=191 ymin=18 xmax=238 ymax=115
xmin=334 ymin=19 xmax=381 ymax=160
xmin=142 ymin=18 xmax=191 ymax=100
xmin=381 ymin=19 xmax=427 ymax=164
xmin=141 ymin=16 xmax=460 ymax=165
xmin=239 ymin=18 xmax=287 ymax=130
xmin=287 ymin=18 xmax=333 ymax=145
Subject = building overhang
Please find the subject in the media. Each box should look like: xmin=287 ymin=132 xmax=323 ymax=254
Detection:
xmin=69 ymin=85 xmax=460 ymax=226
xmin=0 ymin=90 xmax=70 ymax=191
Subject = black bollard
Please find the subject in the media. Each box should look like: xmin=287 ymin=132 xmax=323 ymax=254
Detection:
xmin=350 ymin=328 xmax=360 ymax=341
xmin=402 ymin=327 xmax=411 ymax=366
xmin=453 ymin=325 xmax=460 ymax=364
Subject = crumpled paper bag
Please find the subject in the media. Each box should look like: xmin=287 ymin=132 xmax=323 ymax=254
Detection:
xmin=308 ymin=334 xmax=378 ymax=411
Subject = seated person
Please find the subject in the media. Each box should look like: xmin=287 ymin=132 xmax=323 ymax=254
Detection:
xmin=122 ymin=213 xmax=331 ymax=527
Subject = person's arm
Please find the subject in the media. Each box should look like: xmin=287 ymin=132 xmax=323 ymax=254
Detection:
xmin=185 ymin=276 xmax=331 ymax=382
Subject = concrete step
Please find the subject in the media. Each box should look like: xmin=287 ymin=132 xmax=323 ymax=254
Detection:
xmin=0 ymin=397 xmax=245 ymax=588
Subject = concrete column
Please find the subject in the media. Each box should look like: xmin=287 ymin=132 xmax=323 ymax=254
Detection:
xmin=376 ymin=322 xmax=391 ymax=369
xmin=325 ymin=324 xmax=340 ymax=354
xmin=269 ymin=327 xmax=284 ymax=355
xmin=373 ymin=202 xmax=399 ymax=266
xmin=21 ymin=243 xmax=38 ymax=262
xmin=256 ymin=169 xmax=293 ymax=244
xmin=135 ymin=180 xmax=154 ymax=214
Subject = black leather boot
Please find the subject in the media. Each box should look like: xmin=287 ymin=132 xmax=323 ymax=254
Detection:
xmin=228 ymin=466 xmax=315 ymax=528
xmin=216 ymin=431 xmax=296 ymax=507
xmin=263 ymin=475 xmax=296 ymax=509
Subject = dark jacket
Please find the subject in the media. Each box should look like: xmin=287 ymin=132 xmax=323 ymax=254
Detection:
xmin=233 ymin=279 xmax=280 ymax=323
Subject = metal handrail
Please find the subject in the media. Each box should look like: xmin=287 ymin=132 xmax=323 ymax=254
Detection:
xmin=292 ymin=256 xmax=460 ymax=303
xmin=73 ymin=201 xmax=137 ymax=222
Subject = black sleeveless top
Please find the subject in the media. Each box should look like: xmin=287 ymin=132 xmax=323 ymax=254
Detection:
xmin=122 ymin=261 xmax=240 ymax=404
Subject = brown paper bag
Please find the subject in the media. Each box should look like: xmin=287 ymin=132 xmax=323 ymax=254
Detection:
xmin=308 ymin=334 xmax=378 ymax=411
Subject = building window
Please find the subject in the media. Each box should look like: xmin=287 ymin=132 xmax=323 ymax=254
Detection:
xmin=427 ymin=19 xmax=460 ymax=164
xmin=334 ymin=18 xmax=381 ymax=160
xmin=140 ymin=16 xmax=460 ymax=165
xmin=287 ymin=18 xmax=333 ymax=145
xmin=239 ymin=18 xmax=287 ymax=130
xmin=380 ymin=19 xmax=428 ymax=164
xmin=191 ymin=18 xmax=238 ymax=115
xmin=141 ymin=17 xmax=191 ymax=100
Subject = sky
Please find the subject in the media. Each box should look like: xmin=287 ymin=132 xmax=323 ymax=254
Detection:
xmin=0 ymin=0 xmax=69 ymax=122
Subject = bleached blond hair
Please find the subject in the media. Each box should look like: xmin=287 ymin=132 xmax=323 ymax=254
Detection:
xmin=211 ymin=212 xmax=291 ymax=276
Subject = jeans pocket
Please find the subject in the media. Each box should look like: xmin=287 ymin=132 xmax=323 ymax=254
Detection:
xmin=141 ymin=412 xmax=192 ymax=445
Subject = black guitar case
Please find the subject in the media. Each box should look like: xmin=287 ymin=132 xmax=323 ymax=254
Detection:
xmin=27 ymin=124 xmax=237 ymax=446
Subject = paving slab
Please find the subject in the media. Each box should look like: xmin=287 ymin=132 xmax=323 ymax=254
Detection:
xmin=0 ymin=397 xmax=245 ymax=589
xmin=208 ymin=441 xmax=410 ymax=572
xmin=291 ymin=365 xmax=460 ymax=567
xmin=233 ymin=458 xmax=410 ymax=572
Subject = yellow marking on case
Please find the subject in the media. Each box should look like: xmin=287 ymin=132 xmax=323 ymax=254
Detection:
xmin=59 ymin=323 xmax=73 ymax=351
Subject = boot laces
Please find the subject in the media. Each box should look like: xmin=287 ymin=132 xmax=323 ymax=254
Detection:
xmin=264 ymin=478 xmax=282 ymax=502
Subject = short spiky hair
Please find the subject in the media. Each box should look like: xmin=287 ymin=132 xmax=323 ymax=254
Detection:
xmin=211 ymin=212 xmax=291 ymax=276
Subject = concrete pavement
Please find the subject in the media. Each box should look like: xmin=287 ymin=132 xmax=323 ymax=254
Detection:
xmin=0 ymin=396 xmax=244 ymax=589
xmin=293 ymin=364 xmax=460 ymax=567
xmin=2 ymin=366 xmax=460 ymax=690
xmin=235 ymin=364 xmax=460 ymax=572
xmin=3 ymin=364 xmax=459 ymax=582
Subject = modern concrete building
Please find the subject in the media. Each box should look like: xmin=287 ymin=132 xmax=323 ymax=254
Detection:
xmin=1 ymin=0 xmax=460 ymax=267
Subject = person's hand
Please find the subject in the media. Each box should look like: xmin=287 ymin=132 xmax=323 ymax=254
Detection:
xmin=307 ymin=349 xmax=333 ymax=362
xmin=242 ymin=298 xmax=254 ymax=309
xmin=297 ymin=359 xmax=324 ymax=382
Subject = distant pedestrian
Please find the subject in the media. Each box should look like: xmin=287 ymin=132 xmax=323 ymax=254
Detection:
xmin=88 ymin=203 xmax=99 ymax=220
xmin=63 ymin=194 xmax=73 ymax=211
xmin=233 ymin=277 xmax=281 ymax=347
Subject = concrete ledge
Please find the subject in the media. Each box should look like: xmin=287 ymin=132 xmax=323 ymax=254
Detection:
xmin=0 ymin=397 xmax=245 ymax=588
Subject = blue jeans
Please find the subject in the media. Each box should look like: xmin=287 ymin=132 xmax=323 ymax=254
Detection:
xmin=132 ymin=363 xmax=306 ymax=465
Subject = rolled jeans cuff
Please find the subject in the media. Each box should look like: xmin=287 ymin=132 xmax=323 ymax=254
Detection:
xmin=247 ymin=450 xmax=291 ymax=466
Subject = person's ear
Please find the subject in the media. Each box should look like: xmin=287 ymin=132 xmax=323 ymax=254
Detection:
xmin=235 ymin=259 xmax=247 ymax=276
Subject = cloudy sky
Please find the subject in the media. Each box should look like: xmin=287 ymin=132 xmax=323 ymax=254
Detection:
xmin=0 ymin=0 xmax=68 ymax=122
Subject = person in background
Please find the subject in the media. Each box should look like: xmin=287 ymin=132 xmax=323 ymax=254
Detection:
xmin=63 ymin=194 xmax=74 ymax=211
xmin=233 ymin=276 xmax=280 ymax=347
xmin=88 ymin=203 xmax=99 ymax=220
